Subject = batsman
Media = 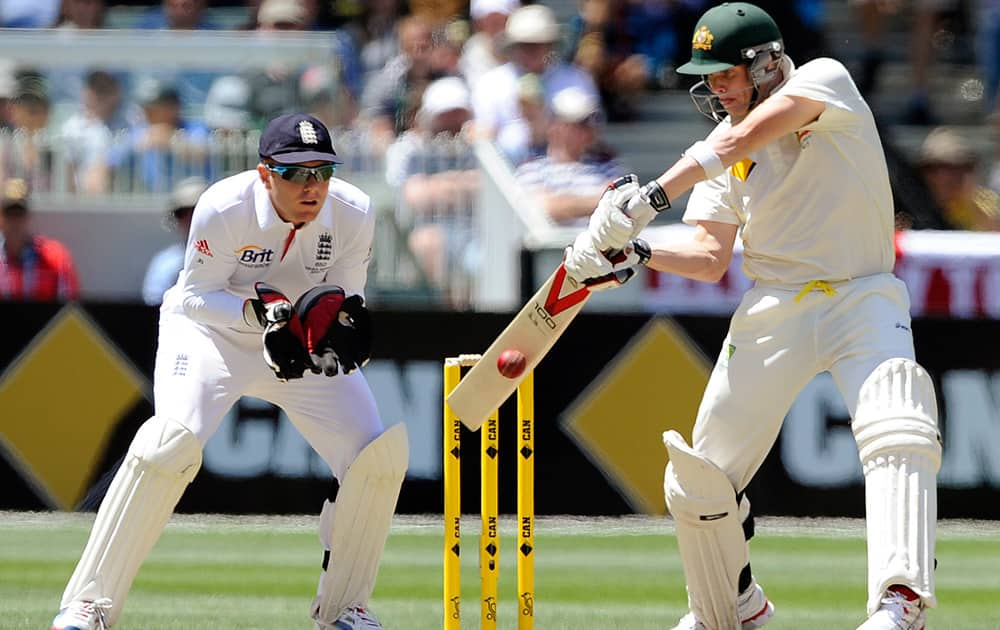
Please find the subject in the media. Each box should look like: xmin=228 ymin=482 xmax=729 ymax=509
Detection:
xmin=51 ymin=114 xmax=407 ymax=630
xmin=564 ymin=3 xmax=940 ymax=629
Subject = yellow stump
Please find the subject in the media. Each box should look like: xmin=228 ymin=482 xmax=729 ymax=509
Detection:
xmin=480 ymin=409 xmax=500 ymax=629
xmin=517 ymin=372 xmax=535 ymax=629
xmin=443 ymin=360 xmax=462 ymax=630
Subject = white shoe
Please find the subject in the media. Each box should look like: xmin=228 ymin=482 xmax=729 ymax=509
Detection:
xmin=317 ymin=606 xmax=384 ymax=630
xmin=670 ymin=582 xmax=775 ymax=630
xmin=857 ymin=587 xmax=926 ymax=630
xmin=50 ymin=599 xmax=111 ymax=630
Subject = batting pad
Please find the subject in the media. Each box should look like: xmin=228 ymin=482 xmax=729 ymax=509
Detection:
xmin=61 ymin=417 xmax=202 ymax=625
xmin=312 ymin=423 xmax=408 ymax=626
xmin=663 ymin=430 xmax=746 ymax=630
xmin=853 ymin=359 xmax=941 ymax=614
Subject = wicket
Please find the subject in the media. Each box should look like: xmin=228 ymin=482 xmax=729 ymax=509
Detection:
xmin=443 ymin=354 xmax=535 ymax=629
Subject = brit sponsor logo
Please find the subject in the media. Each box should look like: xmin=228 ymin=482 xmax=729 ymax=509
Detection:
xmin=235 ymin=245 xmax=275 ymax=267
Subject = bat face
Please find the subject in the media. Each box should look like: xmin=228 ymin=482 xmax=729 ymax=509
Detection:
xmin=446 ymin=264 xmax=591 ymax=430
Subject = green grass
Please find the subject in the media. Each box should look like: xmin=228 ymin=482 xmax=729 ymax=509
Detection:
xmin=2 ymin=512 xmax=998 ymax=629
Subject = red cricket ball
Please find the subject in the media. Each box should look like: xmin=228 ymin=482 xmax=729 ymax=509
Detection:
xmin=496 ymin=349 xmax=527 ymax=379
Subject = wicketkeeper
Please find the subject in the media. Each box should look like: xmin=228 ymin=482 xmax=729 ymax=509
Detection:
xmin=564 ymin=3 xmax=940 ymax=629
xmin=52 ymin=114 xmax=407 ymax=630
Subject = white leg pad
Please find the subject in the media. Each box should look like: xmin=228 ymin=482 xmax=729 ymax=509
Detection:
xmin=312 ymin=423 xmax=408 ymax=626
xmin=61 ymin=417 xmax=202 ymax=626
xmin=853 ymin=359 xmax=941 ymax=615
xmin=663 ymin=430 xmax=745 ymax=630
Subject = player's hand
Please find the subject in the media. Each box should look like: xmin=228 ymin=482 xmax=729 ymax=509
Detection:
xmin=296 ymin=285 xmax=373 ymax=376
xmin=563 ymin=232 xmax=651 ymax=290
xmin=589 ymin=175 xmax=671 ymax=251
xmin=244 ymin=282 xmax=313 ymax=381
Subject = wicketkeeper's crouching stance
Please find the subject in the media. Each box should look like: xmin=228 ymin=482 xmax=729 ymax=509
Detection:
xmin=562 ymin=3 xmax=941 ymax=629
xmin=52 ymin=113 xmax=407 ymax=630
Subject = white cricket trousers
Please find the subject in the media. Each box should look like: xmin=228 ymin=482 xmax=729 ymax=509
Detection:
xmin=153 ymin=311 xmax=383 ymax=479
xmin=693 ymin=272 xmax=915 ymax=492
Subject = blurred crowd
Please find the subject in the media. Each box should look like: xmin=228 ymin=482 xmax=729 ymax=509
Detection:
xmin=0 ymin=0 xmax=998 ymax=306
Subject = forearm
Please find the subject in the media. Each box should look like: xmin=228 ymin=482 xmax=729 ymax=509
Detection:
xmin=182 ymin=287 xmax=246 ymax=327
xmin=645 ymin=238 xmax=732 ymax=283
xmin=543 ymin=192 xmax=602 ymax=224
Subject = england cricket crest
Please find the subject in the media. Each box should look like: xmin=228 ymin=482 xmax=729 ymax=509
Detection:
xmin=298 ymin=120 xmax=319 ymax=144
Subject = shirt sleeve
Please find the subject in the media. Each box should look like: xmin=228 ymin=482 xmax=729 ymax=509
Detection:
xmin=178 ymin=200 xmax=246 ymax=327
xmin=778 ymin=58 xmax=864 ymax=131
xmin=682 ymin=176 xmax=741 ymax=226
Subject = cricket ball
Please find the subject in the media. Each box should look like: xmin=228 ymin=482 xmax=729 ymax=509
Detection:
xmin=497 ymin=349 xmax=527 ymax=379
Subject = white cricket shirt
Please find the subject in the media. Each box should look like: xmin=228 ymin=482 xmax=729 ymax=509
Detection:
xmin=683 ymin=58 xmax=896 ymax=284
xmin=161 ymin=170 xmax=375 ymax=336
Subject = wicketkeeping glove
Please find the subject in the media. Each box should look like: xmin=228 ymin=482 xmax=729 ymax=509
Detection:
xmin=243 ymin=282 xmax=313 ymax=381
xmin=295 ymin=285 xmax=372 ymax=376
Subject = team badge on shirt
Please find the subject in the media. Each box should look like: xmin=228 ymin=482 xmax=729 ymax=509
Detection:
xmin=316 ymin=233 xmax=332 ymax=262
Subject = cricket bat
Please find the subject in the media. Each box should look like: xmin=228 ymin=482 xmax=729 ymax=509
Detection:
xmin=446 ymin=237 xmax=650 ymax=430
xmin=446 ymin=263 xmax=590 ymax=430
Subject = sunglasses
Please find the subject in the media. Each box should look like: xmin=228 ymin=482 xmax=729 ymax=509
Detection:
xmin=265 ymin=163 xmax=337 ymax=184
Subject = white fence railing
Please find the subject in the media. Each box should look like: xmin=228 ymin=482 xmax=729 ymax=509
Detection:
xmin=1 ymin=128 xmax=564 ymax=309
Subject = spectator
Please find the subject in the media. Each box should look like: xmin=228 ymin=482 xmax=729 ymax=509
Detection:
xmin=244 ymin=0 xmax=312 ymax=124
xmin=108 ymin=77 xmax=209 ymax=193
xmin=385 ymin=76 xmax=478 ymax=299
xmin=0 ymin=0 xmax=60 ymax=27
xmin=515 ymin=85 xmax=628 ymax=225
xmin=460 ymin=0 xmax=517 ymax=90
xmin=917 ymin=126 xmax=1000 ymax=230
xmin=429 ymin=18 xmax=468 ymax=78
xmin=142 ymin=176 xmax=206 ymax=305
xmin=137 ymin=0 xmax=218 ymax=30
xmin=472 ymin=4 xmax=599 ymax=166
xmin=60 ymin=69 xmax=128 ymax=194
xmin=4 ymin=77 xmax=53 ymax=192
xmin=564 ymin=0 xmax=653 ymax=121
xmin=54 ymin=0 xmax=108 ymax=29
xmin=300 ymin=63 xmax=357 ymax=130
xmin=360 ymin=15 xmax=436 ymax=149
xmin=355 ymin=0 xmax=408 ymax=80
xmin=203 ymin=75 xmax=252 ymax=133
xmin=853 ymin=0 xmax=954 ymax=124
xmin=0 ymin=179 xmax=79 ymax=301
xmin=0 ymin=59 xmax=17 ymax=131
xmin=978 ymin=0 xmax=1000 ymax=114
xmin=516 ymin=72 xmax=548 ymax=162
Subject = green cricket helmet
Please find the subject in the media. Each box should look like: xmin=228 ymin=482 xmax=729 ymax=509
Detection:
xmin=677 ymin=3 xmax=786 ymax=121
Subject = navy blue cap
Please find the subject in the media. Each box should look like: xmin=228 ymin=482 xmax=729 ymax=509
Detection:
xmin=258 ymin=113 xmax=342 ymax=164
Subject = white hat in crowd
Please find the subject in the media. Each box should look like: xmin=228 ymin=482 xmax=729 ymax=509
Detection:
xmin=170 ymin=176 xmax=208 ymax=211
xmin=419 ymin=76 xmax=471 ymax=120
xmin=504 ymin=4 xmax=559 ymax=44
xmin=257 ymin=0 xmax=307 ymax=27
xmin=551 ymin=86 xmax=601 ymax=125
xmin=203 ymin=75 xmax=250 ymax=130
xmin=471 ymin=0 xmax=519 ymax=20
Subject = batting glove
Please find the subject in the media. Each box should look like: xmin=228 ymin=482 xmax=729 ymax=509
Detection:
xmin=588 ymin=175 xmax=671 ymax=251
xmin=563 ymin=232 xmax=651 ymax=290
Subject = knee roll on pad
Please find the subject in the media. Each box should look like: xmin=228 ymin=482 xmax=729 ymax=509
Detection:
xmin=61 ymin=417 xmax=202 ymax=625
xmin=663 ymin=430 xmax=746 ymax=630
xmin=853 ymin=359 xmax=941 ymax=613
xmin=312 ymin=423 xmax=408 ymax=624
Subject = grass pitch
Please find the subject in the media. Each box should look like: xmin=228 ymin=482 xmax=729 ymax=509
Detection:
xmin=2 ymin=512 xmax=998 ymax=629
